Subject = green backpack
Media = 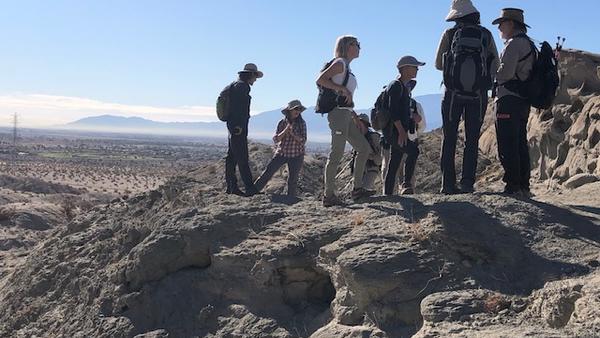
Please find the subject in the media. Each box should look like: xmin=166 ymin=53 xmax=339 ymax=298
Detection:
xmin=216 ymin=82 xmax=234 ymax=122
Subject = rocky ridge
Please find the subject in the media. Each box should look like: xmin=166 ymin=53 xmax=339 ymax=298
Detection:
xmin=0 ymin=49 xmax=599 ymax=337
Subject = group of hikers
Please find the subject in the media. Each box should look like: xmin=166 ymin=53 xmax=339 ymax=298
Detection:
xmin=218 ymin=1 xmax=559 ymax=207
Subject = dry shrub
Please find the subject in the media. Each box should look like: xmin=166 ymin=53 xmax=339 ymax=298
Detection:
xmin=351 ymin=212 xmax=365 ymax=226
xmin=484 ymin=293 xmax=511 ymax=313
xmin=61 ymin=197 xmax=77 ymax=221
xmin=407 ymin=223 xmax=430 ymax=242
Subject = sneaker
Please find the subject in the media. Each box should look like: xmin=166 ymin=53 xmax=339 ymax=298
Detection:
xmin=351 ymin=187 xmax=374 ymax=201
xmin=440 ymin=186 xmax=460 ymax=195
xmin=323 ymin=195 xmax=346 ymax=207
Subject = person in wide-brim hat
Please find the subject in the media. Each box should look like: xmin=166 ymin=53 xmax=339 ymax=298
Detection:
xmin=492 ymin=8 xmax=531 ymax=28
xmin=238 ymin=63 xmax=264 ymax=78
xmin=281 ymin=99 xmax=306 ymax=114
xmin=253 ymin=99 xmax=307 ymax=198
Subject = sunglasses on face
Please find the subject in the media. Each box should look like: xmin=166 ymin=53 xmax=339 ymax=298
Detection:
xmin=351 ymin=42 xmax=361 ymax=49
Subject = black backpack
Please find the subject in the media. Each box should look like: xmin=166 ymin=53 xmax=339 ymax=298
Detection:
xmin=443 ymin=25 xmax=492 ymax=96
xmin=507 ymin=35 xmax=560 ymax=109
xmin=315 ymin=59 xmax=350 ymax=114
xmin=370 ymin=85 xmax=391 ymax=131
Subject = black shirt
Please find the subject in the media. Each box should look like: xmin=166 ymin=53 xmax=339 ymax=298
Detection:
xmin=227 ymin=80 xmax=251 ymax=127
xmin=388 ymin=79 xmax=411 ymax=131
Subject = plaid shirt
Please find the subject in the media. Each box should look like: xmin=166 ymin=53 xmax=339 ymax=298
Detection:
xmin=274 ymin=118 xmax=306 ymax=158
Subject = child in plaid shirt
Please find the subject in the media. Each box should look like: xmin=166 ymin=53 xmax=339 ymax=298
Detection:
xmin=254 ymin=100 xmax=307 ymax=197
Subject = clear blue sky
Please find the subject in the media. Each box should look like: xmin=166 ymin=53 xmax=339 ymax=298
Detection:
xmin=1 ymin=1 xmax=598 ymax=126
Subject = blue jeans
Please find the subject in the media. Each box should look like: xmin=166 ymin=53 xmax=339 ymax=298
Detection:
xmin=254 ymin=155 xmax=304 ymax=196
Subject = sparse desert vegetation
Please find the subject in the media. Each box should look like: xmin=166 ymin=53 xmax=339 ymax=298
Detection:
xmin=0 ymin=130 xmax=228 ymax=196
xmin=0 ymin=129 xmax=229 ymax=278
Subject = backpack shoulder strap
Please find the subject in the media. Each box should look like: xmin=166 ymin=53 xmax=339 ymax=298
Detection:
xmin=342 ymin=60 xmax=350 ymax=87
xmin=514 ymin=34 xmax=536 ymax=62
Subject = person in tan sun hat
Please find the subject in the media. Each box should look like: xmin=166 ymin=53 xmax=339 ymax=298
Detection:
xmin=254 ymin=99 xmax=307 ymax=199
xmin=492 ymin=8 xmax=535 ymax=197
xmin=222 ymin=63 xmax=264 ymax=197
xmin=435 ymin=0 xmax=499 ymax=195
xmin=444 ymin=0 xmax=478 ymax=22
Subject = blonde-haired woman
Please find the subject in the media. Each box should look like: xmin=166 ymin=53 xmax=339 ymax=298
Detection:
xmin=317 ymin=35 xmax=373 ymax=207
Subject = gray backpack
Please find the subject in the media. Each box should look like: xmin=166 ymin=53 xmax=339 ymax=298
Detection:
xmin=443 ymin=25 xmax=492 ymax=96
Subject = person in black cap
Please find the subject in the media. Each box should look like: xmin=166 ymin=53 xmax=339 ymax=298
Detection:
xmin=383 ymin=56 xmax=425 ymax=196
xmin=224 ymin=63 xmax=263 ymax=196
xmin=435 ymin=0 xmax=499 ymax=194
xmin=493 ymin=8 xmax=535 ymax=197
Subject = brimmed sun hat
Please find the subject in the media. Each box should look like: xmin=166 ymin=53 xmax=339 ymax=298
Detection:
xmin=238 ymin=63 xmax=264 ymax=78
xmin=445 ymin=0 xmax=479 ymax=22
xmin=492 ymin=8 xmax=531 ymax=28
xmin=281 ymin=99 xmax=306 ymax=114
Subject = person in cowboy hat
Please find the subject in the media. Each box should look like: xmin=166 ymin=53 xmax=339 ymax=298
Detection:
xmin=435 ymin=0 xmax=499 ymax=195
xmin=382 ymin=79 xmax=427 ymax=195
xmin=492 ymin=8 xmax=535 ymax=197
xmin=254 ymin=100 xmax=307 ymax=198
xmin=383 ymin=56 xmax=425 ymax=196
xmin=348 ymin=114 xmax=382 ymax=193
xmin=224 ymin=63 xmax=263 ymax=197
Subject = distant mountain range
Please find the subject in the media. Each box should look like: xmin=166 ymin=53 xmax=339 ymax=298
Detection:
xmin=64 ymin=94 xmax=442 ymax=142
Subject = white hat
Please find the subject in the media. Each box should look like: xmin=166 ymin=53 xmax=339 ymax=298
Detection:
xmin=445 ymin=0 xmax=479 ymax=22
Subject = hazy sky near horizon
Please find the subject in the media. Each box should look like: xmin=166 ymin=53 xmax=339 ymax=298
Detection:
xmin=1 ymin=1 xmax=598 ymax=127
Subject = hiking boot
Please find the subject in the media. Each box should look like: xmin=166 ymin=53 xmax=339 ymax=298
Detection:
xmin=244 ymin=188 xmax=261 ymax=197
xmin=440 ymin=186 xmax=460 ymax=195
xmin=459 ymin=183 xmax=475 ymax=194
xmin=351 ymin=187 xmax=374 ymax=201
xmin=226 ymin=188 xmax=245 ymax=196
xmin=322 ymin=194 xmax=346 ymax=207
xmin=520 ymin=188 xmax=534 ymax=199
xmin=502 ymin=185 xmax=522 ymax=197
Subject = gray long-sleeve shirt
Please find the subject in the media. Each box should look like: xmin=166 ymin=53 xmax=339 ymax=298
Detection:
xmin=496 ymin=33 xmax=535 ymax=100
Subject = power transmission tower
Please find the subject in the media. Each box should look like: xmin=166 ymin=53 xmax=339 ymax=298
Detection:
xmin=12 ymin=113 xmax=18 ymax=160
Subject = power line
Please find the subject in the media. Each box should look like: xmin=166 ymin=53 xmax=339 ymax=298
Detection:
xmin=12 ymin=113 xmax=18 ymax=160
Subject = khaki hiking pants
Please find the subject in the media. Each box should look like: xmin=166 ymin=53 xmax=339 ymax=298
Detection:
xmin=324 ymin=107 xmax=371 ymax=197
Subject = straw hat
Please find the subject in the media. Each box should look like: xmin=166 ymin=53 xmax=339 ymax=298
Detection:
xmin=445 ymin=0 xmax=479 ymax=22
xmin=492 ymin=8 xmax=531 ymax=28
